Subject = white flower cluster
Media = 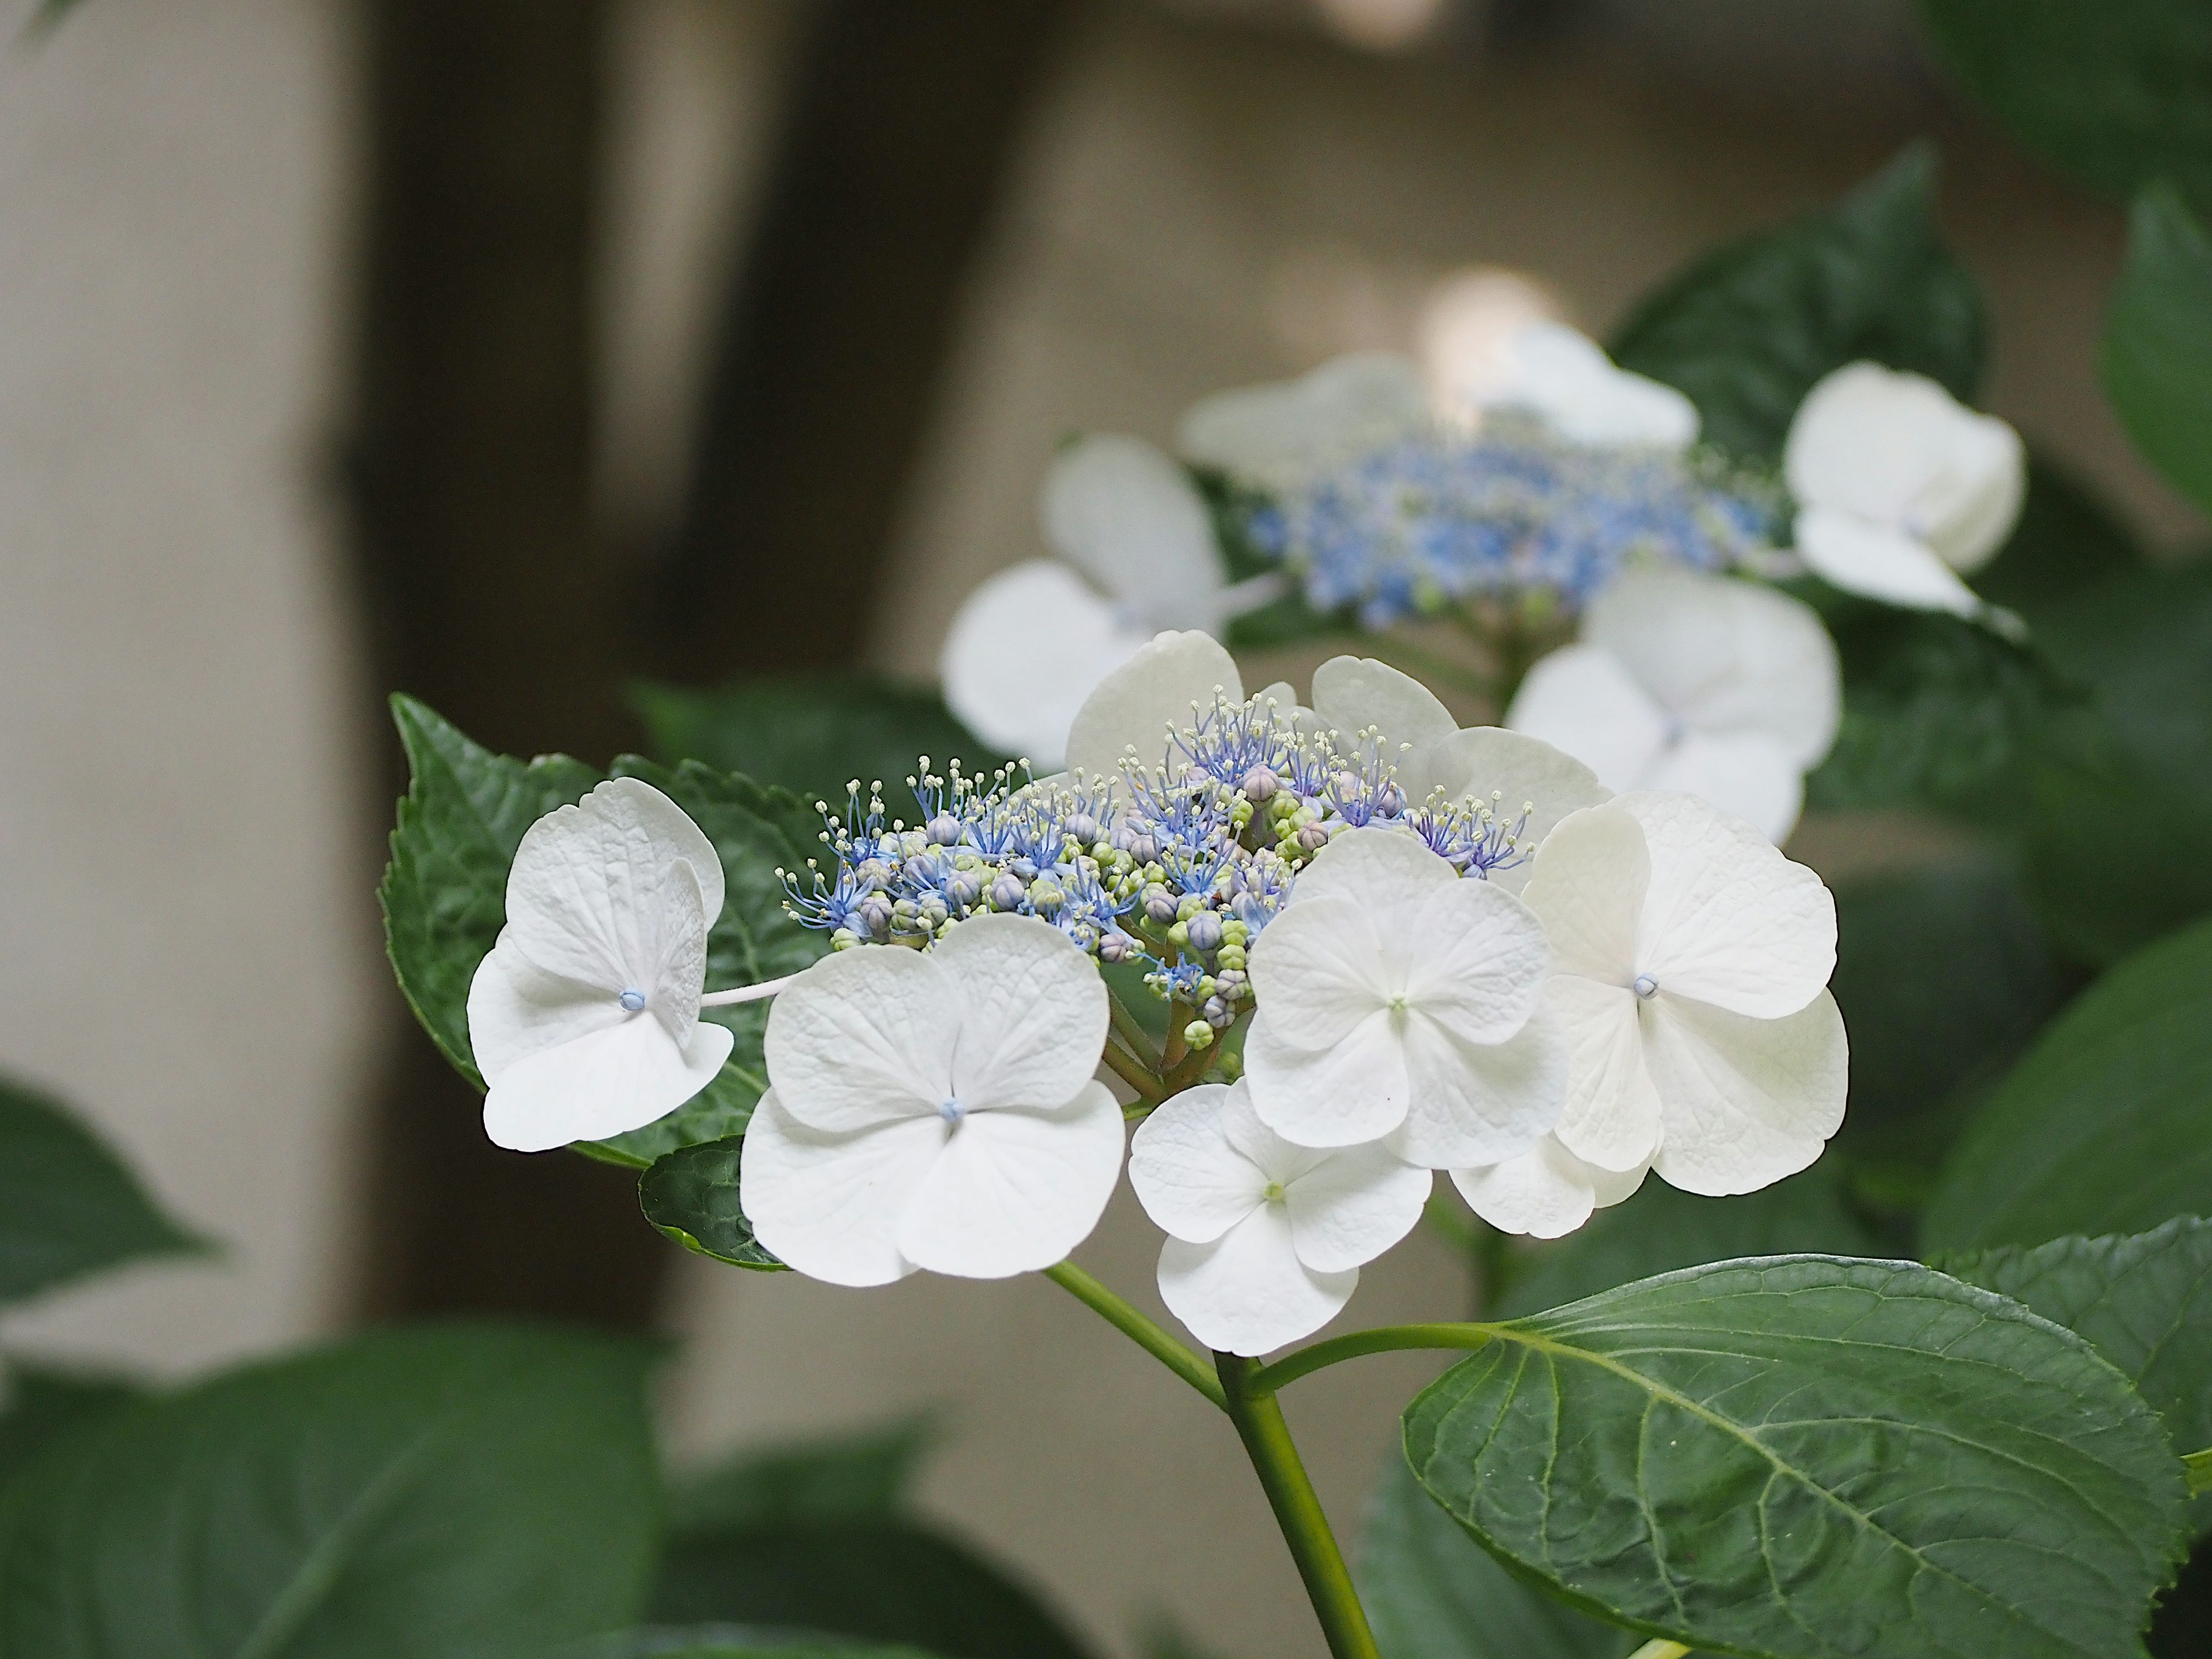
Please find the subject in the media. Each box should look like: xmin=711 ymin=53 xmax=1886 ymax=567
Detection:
xmin=467 ymin=632 xmax=1847 ymax=1359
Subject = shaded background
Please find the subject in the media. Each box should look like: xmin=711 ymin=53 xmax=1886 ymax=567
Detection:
xmin=0 ymin=1 xmax=2200 ymax=1654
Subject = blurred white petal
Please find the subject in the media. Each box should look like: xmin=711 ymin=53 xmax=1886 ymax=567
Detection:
xmin=940 ymin=561 xmax=1150 ymax=769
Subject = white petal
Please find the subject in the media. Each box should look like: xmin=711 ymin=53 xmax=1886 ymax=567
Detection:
xmin=1506 ymin=644 xmax=1671 ymax=794
xmin=1215 ymin=1077 xmax=1335 ymax=1187
xmin=1176 ymin=352 xmax=1429 ymax=491
xmin=1245 ymin=1009 xmax=1410 ymax=1147
xmin=1794 ymin=508 xmax=1983 ymax=618
xmin=896 ymin=1082 xmax=1126 ymax=1278
xmin=481 ymin=1011 xmax=733 ymax=1154
xmin=1582 ymin=568 xmax=1840 ymax=771
xmin=1644 ymin=989 xmax=1849 ymax=1196
xmin=1783 ymin=361 xmax=2024 ymax=571
xmin=468 ymin=933 xmax=626 ymax=1081
xmin=1283 ymin=1146 xmax=1431 ymax=1274
xmin=1518 ymin=802 xmax=1647 ymax=983
xmin=1309 ymin=655 xmax=1460 ymax=752
xmin=1620 ymin=791 xmax=1836 ymax=1018
xmin=1284 ymin=824 xmax=1456 ymax=914
xmin=738 ymin=1089 xmax=934 ymax=1287
xmin=503 ymin=778 xmax=722 ymax=997
xmin=1401 ymin=877 xmax=1550 ymax=1047
xmin=1243 ymin=893 xmax=1392 ymax=1053
xmin=933 ymin=913 xmax=1109 ymax=1113
xmin=1476 ymin=322 xmax=1699 ymax=452
xmin=763 ymin=945 xmax=959 ymax=1132
xmin=1412 ymin=726 xmax=1610 ymax=896
xmin=1452 ymin=1135 xmax=1647 ymax=1240
xmin=1387 ymin=1005 xmax=1566 ymax=1169
xmin=1544 ymin=974 xmax=1663 ymax=1173
xmin=1129 ymin=1084 xmax=1268 ymax=1245
xmin=1062 ymin=630 xmax=1243 ymax=785
xmin=1640 ymin=730 xmax=1805 ymax=846
xmin=1157 ymin=1206 xmax=1357 ymax=1356
xmin=1041 ymin=434 xmax=1225 ymax=631
xmin=940 ymin=561 xmax=1150 ymax=769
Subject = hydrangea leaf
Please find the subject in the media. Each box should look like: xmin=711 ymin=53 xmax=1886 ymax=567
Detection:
xmin=1609 ymin=145 xmax=1984 ymax=459
xmin=1924 ymin=914 xmax=2212 ymax=1251
xmin=665 ymin=1417 xmax=930 ymax=1534
xmin=1941 ymin=1217 xmax=2212 ymax=1528
xmin=1404 ymin=1256 xmax=2187 ymax=1659
xmin=1973 ymin=463 xmax=2145 ymax=614
xmin=633 ymin=676 xmax=1007 ymax=808
xmin=638 ymin=1136 xmax=785 ymax=1271
xmin=2104 ymin=185 xmax=2212 ymax=515
xmin=0 ymin=1080 xmax=205 ymax=1310
xmin=0 ymin=1368 xmax=139 ymax=1495
xmin=0 ymin=1325 xmax=661 ymax=1658
xmin=1918 ymin=0 xmax=2212 ymax=209
xmin=1359 ymin=1453 xmax=1641 ymax=1659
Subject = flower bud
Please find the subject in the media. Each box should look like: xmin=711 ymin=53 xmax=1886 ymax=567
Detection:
xmin=1183 ymin=1020 xmax=1215 ymax=1050
xmin=1142 ymin=884 xmax=1179 ymax=925
xmin=1296 ymin=822 xmax=1330 ymax=853
xmin=989 ymin=873 xmax=1027 ymax=912
xmin=1027 ymin=877 xmax=1065 ymax=914
xmin=1202 ymin=995 xmax=1231 ymax=1027
xmin=1241 ymin=764 xmax=1278 ymax=802
xmin=946 ymin=871 xmax=982 ymax=910
xmin=854 ymin=892 xmax=894 ymax=938
xmin=1216 ymin=944 xmax=1245 ymax=971
xmin=1185 ymin=911 xmax=1224 ymax=953
xmin=925 ymin=812 xmax=963 ymax=847
xmin=1063 ymin=811 xmax=1099 ymax=847
xmin=1097 ymin=930 xmax=1136 ymax=964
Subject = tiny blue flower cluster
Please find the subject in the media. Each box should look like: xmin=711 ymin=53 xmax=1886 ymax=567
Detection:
xmin=781 ymin=694 xmax=1535 ymax=1044
xmin=1240 ymin=418 xmax=1775 ymax=628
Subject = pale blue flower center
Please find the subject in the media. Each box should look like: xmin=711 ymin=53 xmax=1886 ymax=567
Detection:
xmin=1633 ymin=974 xmax=1658 ymax=999
xmin=938 ymin=1096 xmax=966 ymax=1125
xmin=619 ymin=987 xmax=647 ymax=1013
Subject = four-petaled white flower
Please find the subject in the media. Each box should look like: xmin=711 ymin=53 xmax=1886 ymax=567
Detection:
xmin=1130 ymin=1081 xmax=1431 ymax=1355
xmin=468 ymin=778 xmax=734 ymax=1153
xmin=1506 ymin=566 xmax=1839 ymax=844
xmin=941 ymin=434 xmax=1229 ymax=768
xmin=740 ymin=912 xmax=1124 ymax=1286
xmin=1450 ymin=322 xmax=1699 ymax=452
xmin=1784 ymin=361 xmax=2025 ymax=618
xmin=1518 ymin=791 xmax=1847 ymax=1203
xmin=1245 ymin=829 xmax=1564 ymax=1165
xmin=1178 ymin=353 xmax=1430 ymax=493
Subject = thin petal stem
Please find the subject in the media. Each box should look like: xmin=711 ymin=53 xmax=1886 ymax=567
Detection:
xmin=1041 ymin=1260 xmax=1226 ymax=1411
xmin=1217 ymin=1354 xmax=1384 ymax=1659
xmin=698 ymin=971 xmax=801 ymax=1007
xmin=1244 ymin=1321 xmax=1500 ymax=1394
xmin=1108 ymin=995 xmax=1162 ymax=1071
xmin=1099 ymin=1039 xmax=1165 ymax=1107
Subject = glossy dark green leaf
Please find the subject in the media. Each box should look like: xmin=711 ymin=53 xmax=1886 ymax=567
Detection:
xmin=1499 ymin=1165 xmax=1877 ymax=1319
xmin=651 ymin=1522 xmax=1093 ymax=1659
xmin=666 ymin=1418 xmax=929 ymax=1534
xmin=1609 ymin=146 xmax=1984 ymax=458
xmin=1406 ymin=1256 xmax=2187 ymax=1659
xmin=639 ymin=1137 xmax=783 ymax=1270
xmin=1925 ymin=915 xmax=2212 ymax=1251
xmin=0 ymin=1078 xmax=203 ymax=1309
xmin=1919 ymin=0 xmax=2212 ymax=207
xmin=2104 ymin=187 xmax=2212 ymax=512
xmin=633 ymin=678 xmax=1008 ymax=808
xmin=1359 ymin=1455 xmax=1638 ymax=1659
xmin=1942 ymin=1217 xmax=2212 ymax=1525
xmin=0 ymin=1367 xmax=139 ymax=1494
xmin=0 ymin=1324 xmax=662 ymax=1659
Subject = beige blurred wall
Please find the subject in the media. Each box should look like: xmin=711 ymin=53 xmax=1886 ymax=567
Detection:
xmin=0 ymin=0 xmax=373 ymax=1374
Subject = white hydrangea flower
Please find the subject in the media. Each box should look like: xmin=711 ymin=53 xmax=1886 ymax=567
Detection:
xmin=1244 ymin=829 xmax=1565 ymax=1164
xmin=941 ymin=435 xmax=1228 ymax=768
xmin=1519 ymin=792 xmax=1847 ymax=1200
xmin=1308 ymin=652 xmax=1609 ymax=891
xmin=1783 ymin=361 xmax=2025 ymax=617
xmin=1130 ymin=1080 xmax=1431 ymax=1355
xmin=1177 ymin=353 xmax=1430 ymax=492
xmin=1451 ymin=1137 xmax=1648 ymax=1240
xmin=1061 ymin=629 xmax=1298 ymax=786
xmin=1506 ymin=567 xmax=1839 ymax=843
xmin=1451 ymin=321 xmax=1699 ymax=452
xmin=467 ymin=778 xmax=734 ymax=1153
xmin=740 ymin=912 xmax=1123 ymax=1286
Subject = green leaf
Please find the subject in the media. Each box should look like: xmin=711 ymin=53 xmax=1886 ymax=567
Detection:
xmin=0 ymin=1367 xmax=139 ymax=1494
xmin=1499 ymin=1165 xmax=1877 ymax=1319
xmin=558 ymin=1630 xmax=935 ymax=1659
xmin=381 ymin=695 xmax=601 ymax=1085
xmin=1918 ymin=0 xmax=2212 ymax=207
xmin=2105 ymin=186 xmax=2212 ymax=512
xmin=1359 ymin=1454 xmax=1638 ymax=1659
xmin=1925 ymin=914 xmax=2212 ymax=1251
xmin=651 ymin=1523 xmax=1094 ymax=1659
xmin=666 ymin=1418 xmax=930 ymax=1535
xmin=632 ymin=678 xmax=1008 ymax=807
xmin=1223 ymin=591 xmax=1359 ymax=653
xmin=1405 ymin=1256 xmax=2188 ymax=1659
xmin=1609 ymin=146 xmax=1984 ymax=458
xmin=1941 ymin=1217 xmax=2212 ymax=1526
xmin=1801 ymin=601 xmax=2057 ymax=818
xmin=0 ymin=1323 xmax=662 ymax=1658
xmin=1973 ymin=463 xmax=2146 ymax=615
xmin=0 ymin=1078 xmax=204 ymax=1309
xmin=638 ymin=1137 xmax=783 ymax=1270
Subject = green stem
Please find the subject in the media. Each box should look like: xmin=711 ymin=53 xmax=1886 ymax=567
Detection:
xmin=2186 ymin=1446 xmax=2212 ymax=1497
xmin=1247 ymin=1323 xmax=1498 ymax=1395
xmin=1099 ymin=1039 xmax=1164 ymax=1106
xmin=1108 ymin=994 xmax=1162 ymax=1071
xmin=1043 ymin=1261 xmax=1226 ymax=1410
xmin=1217 ymin=1354 xmax=1382 ymax=1659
